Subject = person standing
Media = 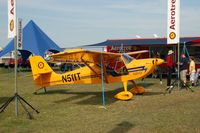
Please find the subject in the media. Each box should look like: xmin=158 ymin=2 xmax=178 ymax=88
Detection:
xmin=180 ymin=54 xmax=188 ymax=86
xmin=189 ymin=56 xmax=196 ymax=86
xmin=166 ymin=50 xmax=174 ymax=89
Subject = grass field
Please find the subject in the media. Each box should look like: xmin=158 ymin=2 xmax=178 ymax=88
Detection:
xmin=0 ymin=67 xmax=200 ymax=133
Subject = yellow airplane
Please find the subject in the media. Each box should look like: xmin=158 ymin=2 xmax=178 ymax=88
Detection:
xmin=29 ymin=49 xmax=164 ymax=100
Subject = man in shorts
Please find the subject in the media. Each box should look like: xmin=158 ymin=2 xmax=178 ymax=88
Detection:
xmin=189 ymin=56 xmax=196 ymax=86
xmin=180 ymin=54 xmax=188 ymax=87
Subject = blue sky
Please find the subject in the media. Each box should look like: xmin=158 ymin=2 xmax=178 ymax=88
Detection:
xmin=0 ymin=0 xmax=200 ymax=48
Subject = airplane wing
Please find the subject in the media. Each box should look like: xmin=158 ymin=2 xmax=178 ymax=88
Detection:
xmin=50 ymin=49 xmax=149 ymax=64
xmin=50 ymin=49 xmax=149 ymax=83
xmin=127 ymin=50 xmax=148 ymax=56
xmin=50 ymin=49 xmax=120 ymax=64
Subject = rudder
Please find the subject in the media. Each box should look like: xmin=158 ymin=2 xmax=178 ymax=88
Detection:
xmin=29 ymin=56 xmax=53 ymax=82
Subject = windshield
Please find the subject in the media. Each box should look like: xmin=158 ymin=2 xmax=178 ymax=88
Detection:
xmin=122 ymin=53 xmax=134 ymax=64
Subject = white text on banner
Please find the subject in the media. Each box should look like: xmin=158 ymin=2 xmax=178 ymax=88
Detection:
xmin=167 ymin=0 xmax=180 ymax=44
xmin=18 ymin=18 xmax=22 ymax=49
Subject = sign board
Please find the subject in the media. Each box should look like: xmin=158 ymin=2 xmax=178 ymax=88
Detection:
xmin=8 ymin=0 xmax=16 ymax=38
xmin=167 ymin=0 xmax=180 ymax=44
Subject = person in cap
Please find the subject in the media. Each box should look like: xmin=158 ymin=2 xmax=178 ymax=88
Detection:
xmin=166 ymin=50 xmax=174 ymax=89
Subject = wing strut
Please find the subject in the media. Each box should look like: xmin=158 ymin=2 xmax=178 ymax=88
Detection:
xmin=81 ymin=58 xmax=101 ymax=78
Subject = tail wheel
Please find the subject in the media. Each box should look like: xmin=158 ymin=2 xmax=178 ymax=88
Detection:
xmin=114 ymin=91 xmax=133 ymax=101
xmin=130 ymin=86 xmax=145 ymax=95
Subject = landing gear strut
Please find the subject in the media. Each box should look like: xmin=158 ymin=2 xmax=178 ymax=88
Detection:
xmin=115 ymin=80 xmax=145 ymax=100
xmin=129 ymin=80 xmax=145 ymax=95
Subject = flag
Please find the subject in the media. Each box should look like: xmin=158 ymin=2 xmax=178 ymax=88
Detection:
xmin=167 ymin=0 xmax=180 ymax=44
xmin=8 ymin=0 xmax=16 ymax=38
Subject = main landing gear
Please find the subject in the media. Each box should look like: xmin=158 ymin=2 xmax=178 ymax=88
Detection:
xmin=129 ymin=80 xmax=145 ymax=95
xmin=115 ymin=80 xmax=145 ymax=101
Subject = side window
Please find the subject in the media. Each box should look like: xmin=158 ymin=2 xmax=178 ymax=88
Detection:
xmin=122 ymin=54 xmax=134 ymax=64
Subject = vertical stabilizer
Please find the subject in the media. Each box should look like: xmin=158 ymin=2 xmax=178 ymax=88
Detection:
xmin=29 ymin=56 xmax=53 ymax=87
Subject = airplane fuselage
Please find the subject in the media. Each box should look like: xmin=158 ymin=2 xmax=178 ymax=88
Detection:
xmin=34 ymin=58 xmax=160 ymax=88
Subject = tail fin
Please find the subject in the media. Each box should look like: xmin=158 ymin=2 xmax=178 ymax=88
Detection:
xmin=29 ymin=56 xmax=53 ymax=87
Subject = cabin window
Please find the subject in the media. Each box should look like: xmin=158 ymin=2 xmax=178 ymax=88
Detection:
xmin=122 ymin=53 xmax=134 ymax=64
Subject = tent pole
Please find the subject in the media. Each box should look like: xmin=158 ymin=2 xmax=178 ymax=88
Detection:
xmin=177 ymin=42 xmax=180 ymax=90
xmin=101 ymin=47 xmax=106 ymax=107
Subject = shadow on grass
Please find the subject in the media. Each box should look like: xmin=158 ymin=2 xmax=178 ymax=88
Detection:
xmin=0 ymin=97 xmax=10 ymax=105
xmin=34 ymin=89 xmax=70 ymax=95
xmin=143 ymin=91 xmax=164 ymax=96
xmin=33 ymin=82 xmax=156 ymax=105
xmin=107 ymin=121 xmax=135 ymax=133
xmin=53 ymin=89 xmax=120 ymax=105
xmin=136 ymin=82 xmax=155 ymax=89
xmin=53 ymin=84 xmax=157 ymax=105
